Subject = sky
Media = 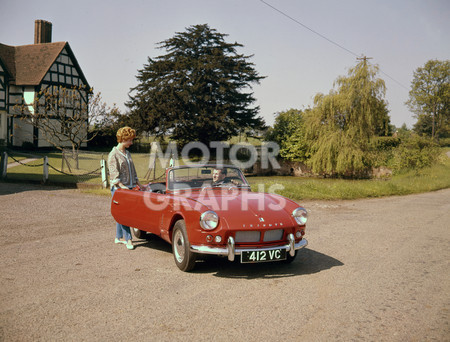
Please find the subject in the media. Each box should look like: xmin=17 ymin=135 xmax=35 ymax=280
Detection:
xmin=1 ymin=0 xmax=449 ymax=129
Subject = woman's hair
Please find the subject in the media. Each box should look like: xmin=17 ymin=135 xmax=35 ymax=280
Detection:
xmin=116 ymin=127 xmax=136 ymax=143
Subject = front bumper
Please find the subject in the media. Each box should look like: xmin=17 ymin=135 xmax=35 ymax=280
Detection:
xmin=190 ymin=233 xmax=308 ymax=262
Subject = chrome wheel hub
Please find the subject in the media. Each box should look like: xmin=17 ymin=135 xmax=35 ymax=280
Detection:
xmin=174 ymin=230 xmax=185 ymax=263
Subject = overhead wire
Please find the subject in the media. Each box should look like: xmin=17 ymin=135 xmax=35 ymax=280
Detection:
xmin=259 ymin=0 xmax=410 ymax=91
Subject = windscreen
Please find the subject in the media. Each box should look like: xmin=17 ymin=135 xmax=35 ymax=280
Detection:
xmin=168 ymin=166 xmax=249 ymax=190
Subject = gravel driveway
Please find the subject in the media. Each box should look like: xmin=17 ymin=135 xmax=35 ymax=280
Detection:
xmin=0 ymin=182 xmax=448 ymax=341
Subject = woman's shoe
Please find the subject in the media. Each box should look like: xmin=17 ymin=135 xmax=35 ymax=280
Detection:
xmin=115 ymin=238 xmax=126 ymax=244
xmin=126 ymin=241 xmax=134 ymax=250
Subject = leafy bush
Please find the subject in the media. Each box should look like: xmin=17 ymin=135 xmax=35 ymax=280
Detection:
xmin=391 ymin=135 xmax=440 ymax=172
xmin=279 ymin=129 xmax=310 ymax=162
xmin=264 ymin=109 xmax=310 ymax=163
xmin=264 ymin=109 xmax=304 ymax=145
xmin=438 ymin=137 xmax=450 ymax=147
xmin=370 ymin=136 xmax=401 ymax=150
xmin=88 ymin=127 xmax=117 ymax=149
xmin=368 ymin=136 xmax=400 ymax=168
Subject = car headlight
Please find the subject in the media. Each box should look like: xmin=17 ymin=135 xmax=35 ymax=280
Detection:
xmin=292 ymin=207 xmax=307 ymax=225
xmin=200 ymin=210 xmax=219 ymax=230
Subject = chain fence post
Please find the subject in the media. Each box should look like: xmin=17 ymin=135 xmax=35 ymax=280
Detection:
xmin=1 ymin=152 xmax=7 ymax=179
xmin=61 ymin=149 xmax=65 ymax=172
xmin=101 ymin=158 xmax=108 ymax=188
xmin=43 ymin=156 xmax=49 ymax=183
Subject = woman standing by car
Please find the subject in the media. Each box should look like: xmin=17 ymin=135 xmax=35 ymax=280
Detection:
xmin=108 ymin=126 xmax=145 ymax=250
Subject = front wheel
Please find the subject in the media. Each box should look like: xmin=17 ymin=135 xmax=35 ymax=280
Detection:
xmin=172 ymin=220 xmax=197 ymax=272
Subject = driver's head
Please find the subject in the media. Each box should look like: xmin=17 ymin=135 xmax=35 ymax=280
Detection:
xmin=213 ymin=168 xmax=226 ymax=182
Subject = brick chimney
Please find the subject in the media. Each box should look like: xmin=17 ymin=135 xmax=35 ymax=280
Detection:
xmin=34 ymin=20 xmax=52 ymax=44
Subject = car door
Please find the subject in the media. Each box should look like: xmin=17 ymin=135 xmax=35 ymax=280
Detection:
xmin=111 ymin=189 xmax=166 ymax=235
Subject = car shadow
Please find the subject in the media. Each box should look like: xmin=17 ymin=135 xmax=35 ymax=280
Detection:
xmin=135 ymin=236 xmax=343 ymax=279
xmin=195 ymin=248 xmax=344 ymax=279
xmin=134 ymin=234 xmax=173 ymax=253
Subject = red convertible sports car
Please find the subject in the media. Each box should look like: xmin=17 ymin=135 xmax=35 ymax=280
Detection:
xmin=111 ymin=164 xmax=308 ymax=271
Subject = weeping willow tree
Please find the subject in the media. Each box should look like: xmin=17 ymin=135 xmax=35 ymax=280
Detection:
xmin=305 ymin=58 xmax=390 ymax=177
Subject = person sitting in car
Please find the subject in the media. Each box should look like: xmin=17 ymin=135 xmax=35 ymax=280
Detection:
xmin=212 ymin=167 xmax=229 ymax=186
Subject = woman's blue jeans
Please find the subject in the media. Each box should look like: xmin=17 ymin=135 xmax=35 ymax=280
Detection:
xmin=111 ymin=187 xmax=132 ymax=241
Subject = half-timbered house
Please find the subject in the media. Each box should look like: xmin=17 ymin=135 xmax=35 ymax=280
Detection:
xmin=0 ymin=20 xmax=91 ymax=148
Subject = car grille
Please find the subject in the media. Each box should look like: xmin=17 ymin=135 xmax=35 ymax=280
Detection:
xmin=235 ymin=231 xmax=260 ymax=243
xmin=263 ymin=229 xmax=284 ymax=242
xmin=234 ymin=229 xmax=284 ymax=243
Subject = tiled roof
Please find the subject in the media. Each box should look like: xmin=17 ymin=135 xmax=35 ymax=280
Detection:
xmin=0 ymin=42 xmax=66 ymax=85
xmin=0 ymin=43 xmax=16 ymax=78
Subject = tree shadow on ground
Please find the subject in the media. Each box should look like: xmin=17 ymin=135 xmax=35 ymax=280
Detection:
xmin=0 ymin=181 xmax=67 ymax=196
xmin=135 ymin=235 xmax=343 ymax=279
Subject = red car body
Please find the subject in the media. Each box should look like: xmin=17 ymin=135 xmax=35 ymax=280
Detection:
xmin=111 ymin=165 xmax=308 ymax=271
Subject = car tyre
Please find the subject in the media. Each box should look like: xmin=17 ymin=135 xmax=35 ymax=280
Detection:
xmin=172 ymin=220 xmax=197 ymax=272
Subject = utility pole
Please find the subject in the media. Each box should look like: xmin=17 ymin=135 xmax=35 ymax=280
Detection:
xmin=357 ymin=56 xmax=373 ymax=65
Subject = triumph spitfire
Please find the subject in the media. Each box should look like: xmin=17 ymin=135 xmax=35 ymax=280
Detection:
xmin=111 ymin=164 xmax=308 ymax=271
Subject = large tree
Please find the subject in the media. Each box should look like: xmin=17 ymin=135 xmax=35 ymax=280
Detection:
xmin=304 ymin=58 xmax=390 ymax=176
xmin=126 ymin=24 xmax=265 ymax=145
xmin=406 ymin=59 xmax=449 ymax=140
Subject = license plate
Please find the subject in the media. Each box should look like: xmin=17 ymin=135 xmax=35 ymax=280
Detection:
xmin=241 ymin=248 xmax=286 ymax=263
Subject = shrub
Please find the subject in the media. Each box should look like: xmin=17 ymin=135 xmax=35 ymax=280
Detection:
xmin=370 ymin=136 xmax=401 ymax=151
xmin=438 ymin=137 xmax=450 ymax=147
xmin=368 ymin=136 xmax=401 ymax=168
xmin=391 ymin=135 xmax=440 ymax=172
xmin=88 ymin=127 xmax=117 ymax=149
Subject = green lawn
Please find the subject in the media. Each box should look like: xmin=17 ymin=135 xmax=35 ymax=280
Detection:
xmin=5 ymin=152 xmax=98 ymax=184
xmin=3 ymin=151 xmax=169 ymax=185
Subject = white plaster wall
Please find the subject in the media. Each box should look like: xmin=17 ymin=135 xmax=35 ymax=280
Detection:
xmin=8 ymin=85 xmax=23 ymax=111
xmin=35 ymin=120 xmax=87 ymax=148
xmin=0 ymin=85 xmax=5 ymax=101
xmin=11 ymin=119 xmax=82 ymax=148
xmin=12 ymin=119 xmax=34 ymax=146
